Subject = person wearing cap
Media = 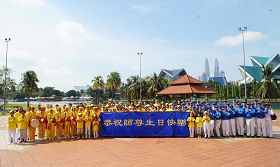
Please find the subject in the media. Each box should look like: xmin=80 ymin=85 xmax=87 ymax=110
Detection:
xmin=84 ymin=107 xmax=93 ymax=139
xmin=203 ymin=111 xmax=211 ymax=138
xmin=70 ymin=107 xmax=77 ymax=138
xmin=265 ymin=104 xmax=274 ymax=138
xmin=7 ymin=110 xmax=17 ymax=144
xmin=256 ymin=103 xmax=267 ymax=137
xmin=76 ymin=113 xmax=84 ymax=139
xmin=221 ymin=106 xmax=231 ymax=137
xmin=17 ymin=110 xmax=29 ymax=143
xmin=187 ymin=112 xmax=195 ymax=137
xmin=195 ymin=112 xmax=203 ymax=138
xmin=245 ymin=103 xmax=256 ymax=137
xmin=228 ymin=105 xmax=236 ymax=137
xmin=215 ymin=107 xmax=222 ymax=137
xmin=36 ymin=106 xmax=47 ymax=141
xmin=55 ymin=107 xmax=65 ymax=140
xmin=208 ymin=107 xmax=215 ymax=137
xmin=236 ymin=104 xmax=245 ymax=136
xmin=26 ymin=105 xmax=36 ymax=142
xmin=64 ymin=106 xmax=71 ymax=138
xmin=47 ymin=108 xmax=56 ymax=141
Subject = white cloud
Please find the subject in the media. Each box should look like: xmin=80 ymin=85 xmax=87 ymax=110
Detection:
xmin=215 ymin=31 xmax=266 ymax=46
xmin=10 ymin=0 xmax=46 ymax=7
xmin=55 ymin=21 xmax=90 ymax=46
xmin=131 ymin=5 xmax=159 ymax=13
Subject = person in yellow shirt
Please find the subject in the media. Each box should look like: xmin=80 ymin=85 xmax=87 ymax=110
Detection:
xmin=84 ymin=109 xmax=92 ymax=139
xmin=14 ymin=108 xmax=22 ymax=142
xmin=36 ymin=106 xmax=47 ymax=141
xmin=70 ymin=107 xmax=77 ymax=138
xmin=55 ymin=107 xmax=65 ymax=140
xmin=92 ymin=115 xmax=100 ymax=139
xmin=195 ymin=113 xmax=203 ymax=138
xmin=166 ymin=103 xmax=173 ymax=112
xmin=7 ymin=110 xmax=17 ymax=144
xmin=17 ymin=110 xmax=29 ymax=143
xmin=26 ymin=105 xmax=37 ymax=142
xmin=187 ymin=113 xmax=195 ymax=138
xmin=64 ymin=107 xmax=71 ymax=139
xmin=47 ymin=108 xmax=56 ymax=141
xmin=203 ymin=111 xmax=211 ymax=138
xmin=76 ymin=113 xmax=84 ymax=139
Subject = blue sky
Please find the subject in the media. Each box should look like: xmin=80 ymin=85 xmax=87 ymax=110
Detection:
xmin=0 ymin=0 xmax=279 ymax=91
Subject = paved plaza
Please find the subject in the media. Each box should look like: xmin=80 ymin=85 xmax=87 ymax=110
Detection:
xmin=1 ymin=115 xmax=280 ymax=167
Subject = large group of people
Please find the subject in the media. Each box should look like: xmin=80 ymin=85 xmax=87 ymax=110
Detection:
xmin=6 ymin=99 xmax=276 ymax=144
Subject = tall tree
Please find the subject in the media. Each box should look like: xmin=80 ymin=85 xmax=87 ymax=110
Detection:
xmin=146 ymin=73 xmax=165 ymax=98
xmin=257 ymin=64 xmax=280 ymax=99
xmin=21 ymin=70 xmax=39 ymax=107
xmin=92 ymin=75 xmax=105 ymax=103
xmin=106 ymin=72 xmax=121 ymax=98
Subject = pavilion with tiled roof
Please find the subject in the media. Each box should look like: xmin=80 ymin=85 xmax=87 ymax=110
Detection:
xmin=157 ymin=74 xmax=216 ymax=95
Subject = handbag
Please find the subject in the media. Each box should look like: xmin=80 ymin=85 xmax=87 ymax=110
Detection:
xmin=271 ymin=113 xmax=277 ymax=120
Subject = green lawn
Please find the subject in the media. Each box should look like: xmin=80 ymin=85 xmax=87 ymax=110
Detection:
xmin=0 ymin=103 xmax=28 ymax=116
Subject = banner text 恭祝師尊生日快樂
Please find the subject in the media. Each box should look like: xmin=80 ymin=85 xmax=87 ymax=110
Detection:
xmin=100 ymin=112 xmax=190 ymax=137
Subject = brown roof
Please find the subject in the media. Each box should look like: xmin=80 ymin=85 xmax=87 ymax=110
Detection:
xmin=157 ymin=74 xmax=216 ymax=95
xmin=170 ymin=75 xmax=202 ymax=85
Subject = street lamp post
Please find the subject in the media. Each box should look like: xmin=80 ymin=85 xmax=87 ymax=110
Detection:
xmin=137 ymin=52 xmax=143 ymax=102
xmin=4 ymin=38 xmax=11 ymax=111
xmin=239 ymin=27 xmax=247 ymax=99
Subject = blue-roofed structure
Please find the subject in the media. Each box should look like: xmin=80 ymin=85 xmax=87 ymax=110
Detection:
xmin=158 ymin=68 xmax=187 ymax=81
xmin=238 ymin=53 xmax=280 ymax=83
xmin=209 ymin=77 xmax=228 ymax=86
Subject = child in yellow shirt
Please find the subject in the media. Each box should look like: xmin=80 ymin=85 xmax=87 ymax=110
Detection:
xmin=195 ymin=113 xmax=203 ymax=138
xmin=187 ymin=113 xmax=195 ymax=138
xmin=17 ymin=110 xmax=29 ymax=143
xmin=7 ymin=110 xmax=17 ymax=144
xmin=92 ymin=115 xmax=100 ymax=139
xmin=76 ymin=113 xmax=84 ymax=139
xmin=84 ymin=110 xmax=92 ymax=139
xmin=203 ymin=111 xmax=211 ymax=138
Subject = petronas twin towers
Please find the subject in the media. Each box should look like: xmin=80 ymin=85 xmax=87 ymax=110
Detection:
xmin=200 ymin=58 xmax=225 ymax=82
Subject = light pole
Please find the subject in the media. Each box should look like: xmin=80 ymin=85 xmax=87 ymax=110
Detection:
xmin=4 ymin=38 xmax=11 ymax=111
xmin=239 ymin=27 xmax=247 ymax=99
xmin=137 ymin=52 xmax=143 ymax=102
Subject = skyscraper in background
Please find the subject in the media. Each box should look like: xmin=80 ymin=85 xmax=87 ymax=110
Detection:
xmin=204 ymin=58 xmax=210 ymax=81
xmin=214 ymin=58 xmax=220 ymax=77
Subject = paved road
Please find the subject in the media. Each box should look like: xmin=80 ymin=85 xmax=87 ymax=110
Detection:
xmin=1 ymin=115 xmax=280 ymax=167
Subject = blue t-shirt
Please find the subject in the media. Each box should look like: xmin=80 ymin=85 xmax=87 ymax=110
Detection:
xmin=245 ymin=108 xmax=256 ymax=119
xmin=209 ymin=110 xmax=216 ymax=120
xmin=222 ymin=109 xmax=231 ymax=120
xmin=236 ymin=108 xmax=245 ymax=117
xmin=215 ymin=110 xmax=222 ymax=120
xmin=256 ymin=107 xmax=267 ymax=119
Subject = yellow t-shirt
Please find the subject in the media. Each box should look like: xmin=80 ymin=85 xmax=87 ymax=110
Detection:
xmin=76 ymin=116 xmax=84 ymax=129
xmin=187 ymin=117 xmax=195 ymax=128
xmin=17 ymin=115 xmax=29 ymax=129
xmin=203 ymin=116 xmax=210 ymax=123
xmin=7 ymin=116 xmax=17 ymax=130
xmin=92 ymin=120 xmax=99 ymax=131
xmin=84 ymin=113 xmax=92 ymax=126
xmin=195 ymin=117 xmax=203 ymax=128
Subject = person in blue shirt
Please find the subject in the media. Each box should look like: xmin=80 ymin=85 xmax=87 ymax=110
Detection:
xmin=222 ymin=106 xmax=231 ymax=137
xmin=229 ymin=106 xmax=236 ymax=137
xmin=236 ymin=103 xmax=245 ymax=136
xmin=215 ymin=106 xmax=222 ymax=137
xmin=245 ymin=103 xmax=256 ymax=137
xmin=256 ymin=103 xmax=267 ymax=137
xmin=208 ymin=108 xmax=216 ymax=137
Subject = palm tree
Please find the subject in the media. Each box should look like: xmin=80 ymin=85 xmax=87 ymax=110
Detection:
xmin=146 ymin=73 xmax=165 ymax=98
xmin=92 ymin=75 xmax=105 ymax=103
xmin=106 ymin=72 xmax=121 ymax=98
xmin=257 ymin=64 xmax=280 ymax=99
xmin=21 ymin=70 xmax=39 ymax=107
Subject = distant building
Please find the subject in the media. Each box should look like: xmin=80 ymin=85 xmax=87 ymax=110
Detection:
xmin=158 ymin=68 xmax=187 ymax=81
xmin=204 ymin=58 xmax=210 ymax=81
xmin=238 ymin=53 xmax=280 ymax=83
xmin=214 ymin=58 xmax=220 ymax=77
xmin=209 ymin=76 xmax=228 ymax=86
xmin=220 ymin=70 xmax=225 ymax=77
